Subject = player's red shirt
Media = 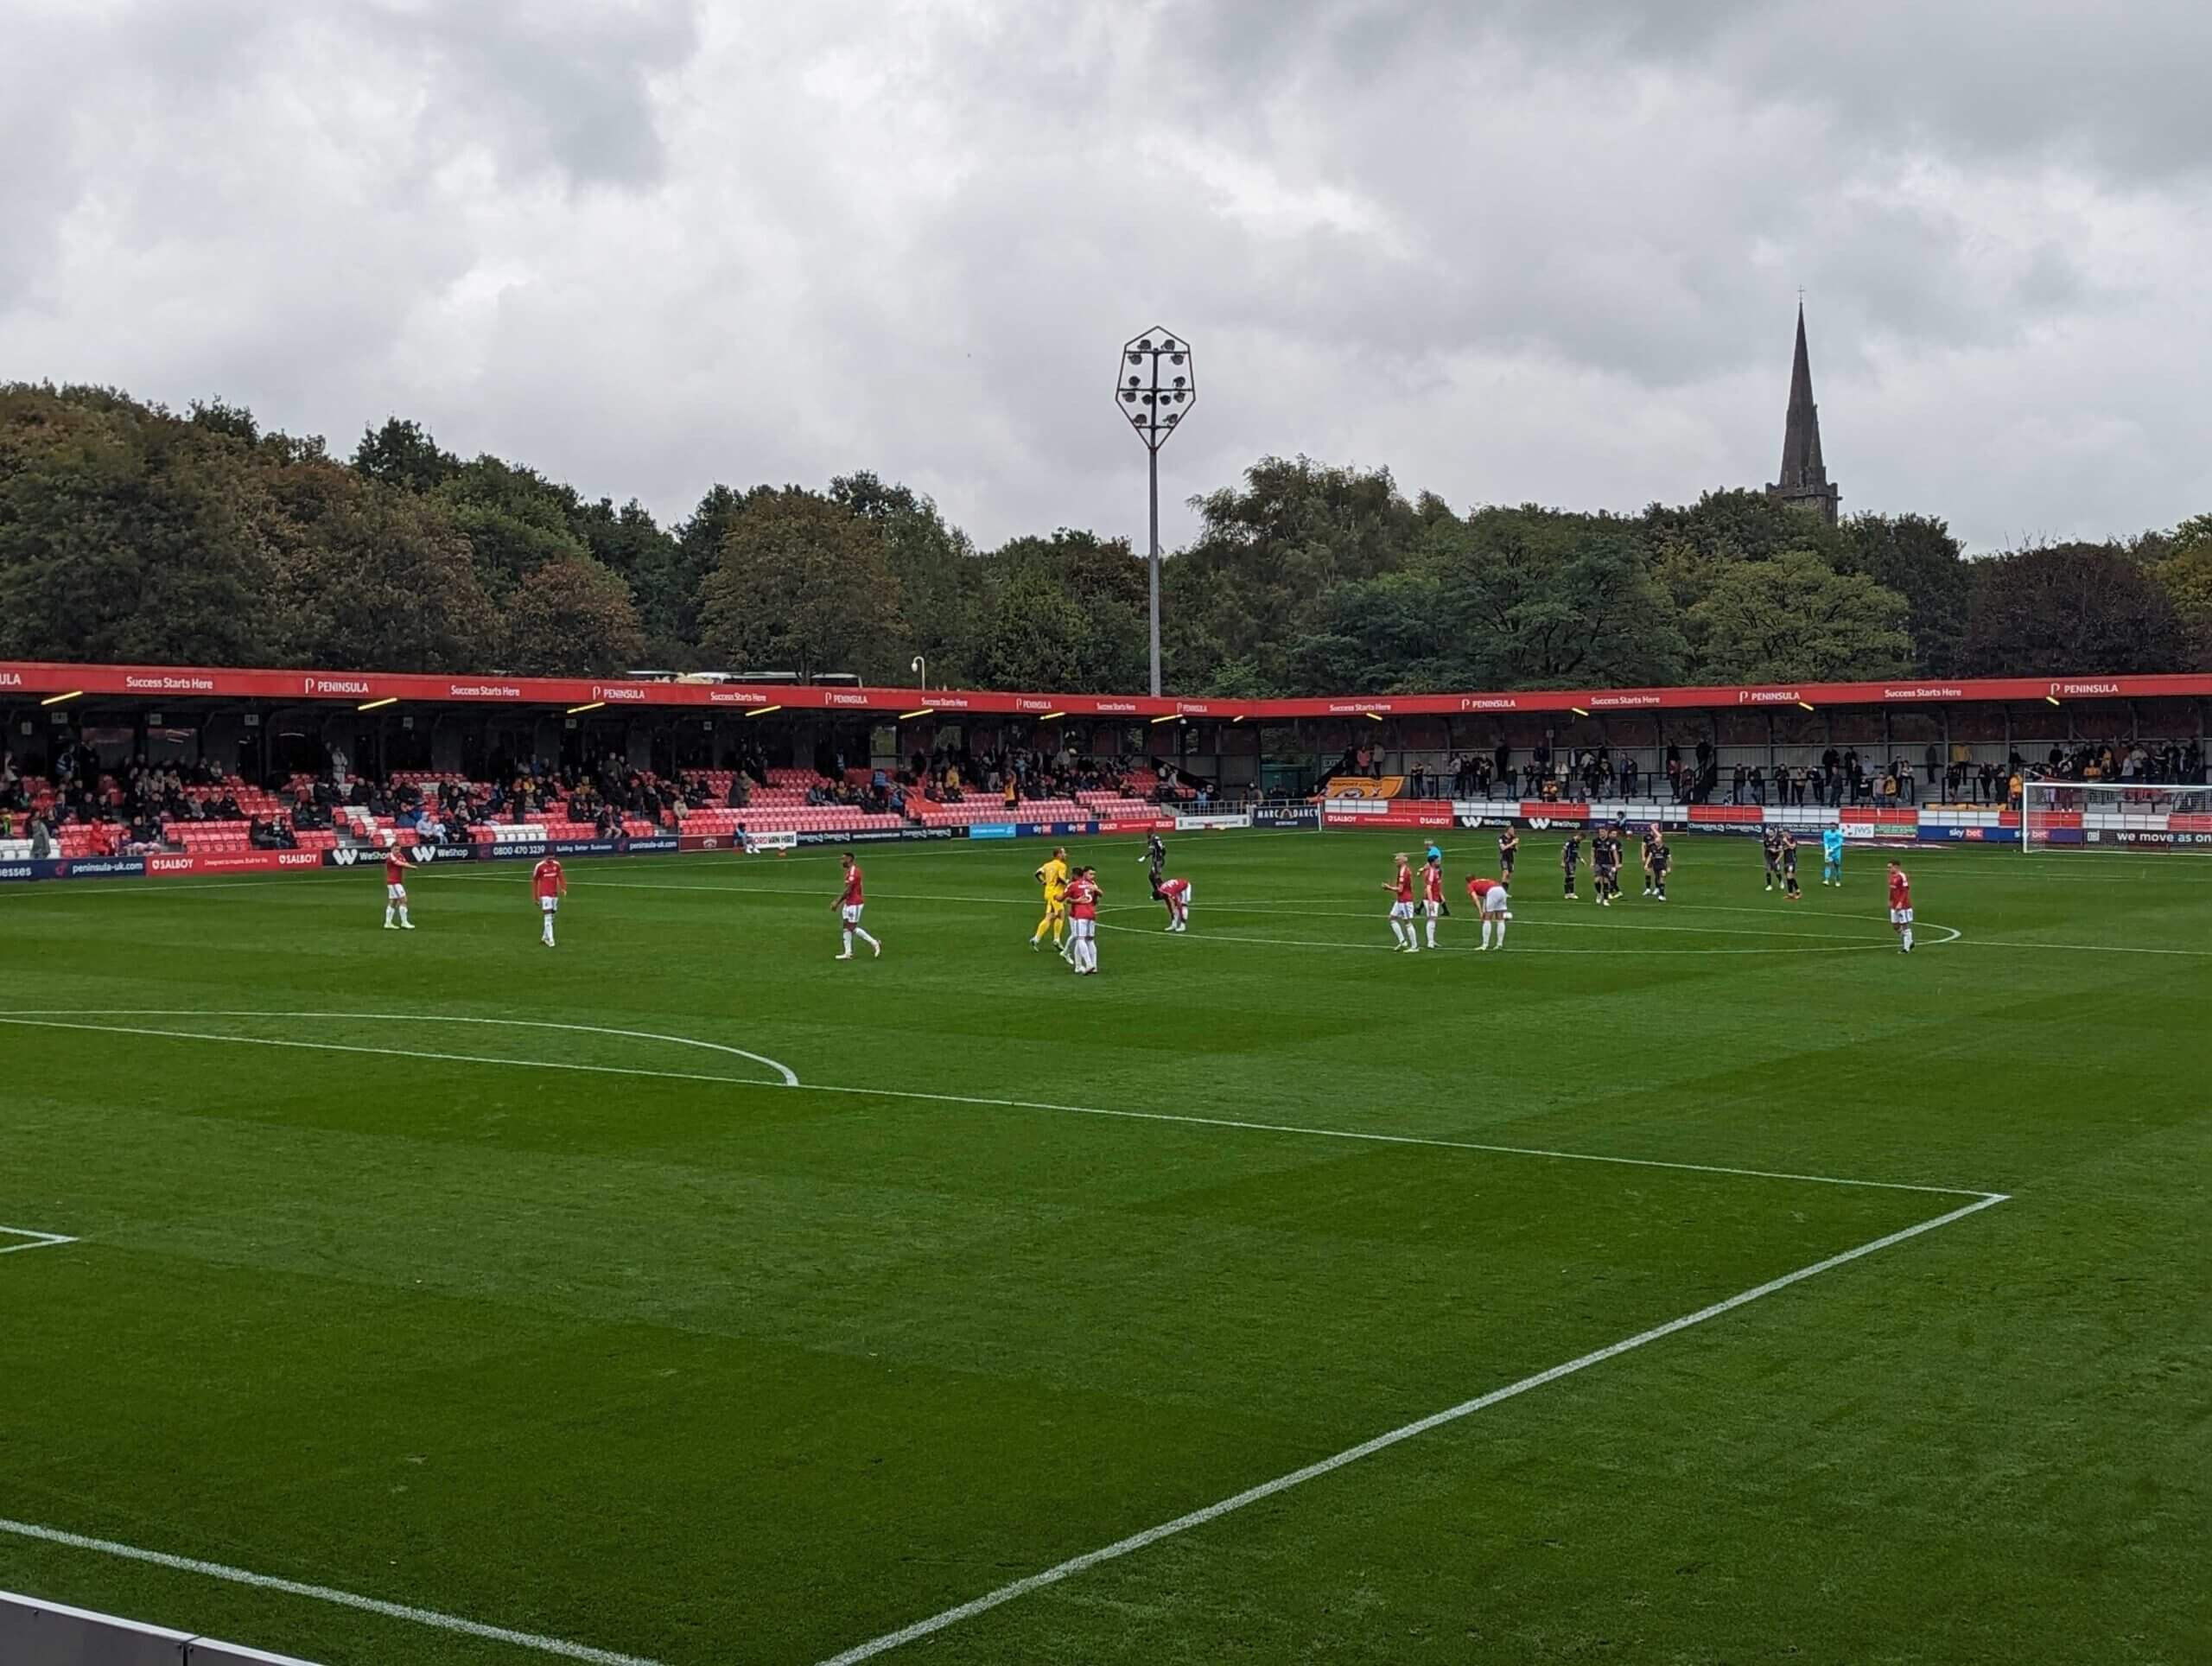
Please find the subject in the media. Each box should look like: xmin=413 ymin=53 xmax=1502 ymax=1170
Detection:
xmin=532 ymin=858 xmax=565 ymax=900
xmin=1066 ymin=877 xmax=1099 ymax=919
xmin=1423 ymin=865 xmax=1444 ymax=904
xmin=1394 ymin=862 xmax=1414 ymax=902
xmin=1160 ymin=877 xmax=1189 ymax=901
xmin=1889 ymin=869 xmax=1911 ymax=909
xmin=1466 ymin=877 xmax=1503 ymax=901
xmin=383 ymin=853 xmax=406 ymax=885
xmin=841 ymin=865 xmax=865 ymax=906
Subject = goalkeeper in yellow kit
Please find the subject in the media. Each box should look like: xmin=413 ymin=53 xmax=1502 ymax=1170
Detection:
xmin=1031 ymin=846 xmax=1071 ymax=959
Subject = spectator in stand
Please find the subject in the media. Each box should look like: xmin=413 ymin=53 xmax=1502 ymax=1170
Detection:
xmin=29 ymin=814 xmax=54 ymax=859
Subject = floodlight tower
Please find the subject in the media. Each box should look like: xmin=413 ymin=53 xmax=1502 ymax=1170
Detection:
xmin=1116 ymin=327 xmax=1195 ymax=697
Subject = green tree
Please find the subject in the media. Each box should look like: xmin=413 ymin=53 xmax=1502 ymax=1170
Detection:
xmin=2147 ymin=515 xmax=2212 ymax=671
xmin=974 ymin=564 xmax=1092 ymax=690
xmin=1685 ymin=550 xmax=1912 ymax=683
xmin=353 ymin=417 xmax=460 ymax=494
xmin=983 ymin=529 xmax=1147 ymax=691
xmin=697 ymin=488 xmax=904 ymax=679
xmin=1959 ymin=543 xmax=2184 ymax=676
xmin=501 ymin=552 xmax=646 ymax=675
xmin=1429 ymin=507 xmax=1685 ymax=689
xmin=836 ymin=472 xmax=985 ymax=686
xmin=432 ymin=455 xmax=591 ymax=598
xmin=1839 ymin=512 xmax=1971 ymax=674
xmin=0 ymin=385 xmax=293 ymax=665
xmin=267 ymin=460 xmax=499 ymax=671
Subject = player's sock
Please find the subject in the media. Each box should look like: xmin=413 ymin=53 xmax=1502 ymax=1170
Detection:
xmin=855 ymin=928 xmax=880 ymax=956
xmin=1389 ymin=919 xmax=1405 ymax=947
xmin=397 ymin=906 xmax=410 ymax=927
xmin=384 ymin=906 xmax=394 ymax=927
xmin=1424 ymin=918 xmax=1436 ymax=947
xmin=841 ymin=930 xmax=854 ymax=956
xmin=1479 ymin=919 xmax=1492 ymax=950
xmin=1494 ymin=919 xmax=1507 ymax=948
xmin=542 ymin=920 xmax=555 ymax=945
xmin=1902 ymin=925 xmax=1913 ymax=951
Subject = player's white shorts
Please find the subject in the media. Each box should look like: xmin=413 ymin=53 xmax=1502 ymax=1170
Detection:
xmin=1481 ymin=888 xmax=1510 ymax=917
xmin=842 ymin=904 xmax=864 ymax=925
xmin=386 ymin=882 xmax=407 ymax=901
xmin=1071 ymin=917 xmax=1095 ymax=940
xmin=539 ymin=896 xmax=559 ymax=914
xmin=1173 ymin=884 xmax=1192 ymax=907
xmin=1389 ymin=900 xmax=1414 ymax=919
xmin=1424 ymin=900 xmax=1443 ymax=918
xmin=1890 ymin=906 xmax=1912 ymax=925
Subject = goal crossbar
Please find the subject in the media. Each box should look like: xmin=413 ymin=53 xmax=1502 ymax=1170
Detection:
xmin=2020 ymin=777 xmax=2212 ymax=854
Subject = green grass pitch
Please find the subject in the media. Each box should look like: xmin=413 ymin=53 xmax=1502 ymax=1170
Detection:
xmin=2 ymin=830 xmax=2208 ymax=1664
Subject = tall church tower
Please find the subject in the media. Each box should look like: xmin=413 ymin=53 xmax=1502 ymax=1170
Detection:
xmin=1767 ymin=302 xmax=1840 ymax=525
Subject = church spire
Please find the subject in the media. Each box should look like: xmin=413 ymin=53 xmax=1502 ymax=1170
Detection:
xmin=1767 ymin=302 xmax=1839 ymax=525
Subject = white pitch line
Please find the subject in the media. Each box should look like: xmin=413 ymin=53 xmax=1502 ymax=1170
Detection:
xmin=1945 ymin=937 xmax=2212 ymax=957
xmin=813 ymin=1190 xmax=2010 ymax=1665
xmin=0 ymin=1517 xmax=661 ymax=1665
xmin=0 ymin=1018 xmax=796 ymax=1091
xmin=1091 ymin=925 xmax=1901 ymax=957
xmin=0 ymin=1011 xmax=798 ymax=1086
xmin=796 ymin=1082 xmax=1998 ymax=1199
xmin=0 ymin=1226 xmax=78 ymax=1256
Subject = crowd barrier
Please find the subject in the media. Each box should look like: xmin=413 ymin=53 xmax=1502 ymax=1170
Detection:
xmin=31 ymin=796 xmax=2212 ymax=885
xmin=0 ymin=1589 xmax=312 ymax=1665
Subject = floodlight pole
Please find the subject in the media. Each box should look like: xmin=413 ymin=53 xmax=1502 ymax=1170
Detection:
xmin=1116 ymin=327 xmax=1193 ymax=701
xmin=1148 ymin=447 xmax=1161 ymax=696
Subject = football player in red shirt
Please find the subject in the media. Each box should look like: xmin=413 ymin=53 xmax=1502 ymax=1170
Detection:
xmin=1065 ymin=867 xmax=1101 ymax=974
xmin=1382 ymin=852 xmax=1420 ymax=952
xmin=1887 ymin=861 xmax=1914 ymax=953
xmin=835 ymin=852 xmax=882 ymax=960
xmin=1421 ymin=855 xmax=1447 ymax=949
xmin=1465 ymin=874 xmax=1511 ymax=951
xmin=381 ymin=839 xmax=414 ymax=931
xmin=531 ymin=855 xmax=566 ymax=948
xmin=1156 ymin=875 xmax=1192 ymax=933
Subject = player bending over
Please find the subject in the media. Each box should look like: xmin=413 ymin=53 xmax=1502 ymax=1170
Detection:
xmin=834 ymin=852 xmax=882 ymax=960
xmin=1887 ymin=861 xmax=1914 ymax=953
xmin=1156 ymin=874 xmax=1192 ymax=932
xmin=1561 ymin=830 xmax=1581 ymax=900
xmin=381 ymin=838 xmax=415 ymax=931
xmin=1822 ymin=823 xmax=1846 ymax=886
xmin=1032 ymin=845 xmax=1071 ymax=958
xmin=1383 ymin=851 xmax=1421 ymax=953
xmin=1065 ymin=867 xmax=1101 ymax=973
xmin=1465 ymin=874 xmax=1511 ymax=951
xmin=531 ymin=855 xmax=566 ymax=947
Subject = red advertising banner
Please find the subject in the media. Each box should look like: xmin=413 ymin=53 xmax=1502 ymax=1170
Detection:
xmin=5 ymin=658 xmax=2207 ymax=723
xmin=1688 ymin=804 xmax=1764 ymax=823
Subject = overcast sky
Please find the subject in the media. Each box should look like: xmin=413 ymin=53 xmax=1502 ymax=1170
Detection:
xmin=7 ymin=0 xmax=2209 ymax=556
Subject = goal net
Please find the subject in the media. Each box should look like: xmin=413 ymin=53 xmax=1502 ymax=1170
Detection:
xmin=2021 ymin=777 xmax=2212 ymax=853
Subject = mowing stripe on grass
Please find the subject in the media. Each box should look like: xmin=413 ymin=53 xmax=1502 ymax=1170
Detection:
xmin=0 ymin=1517 xmax=661 ymax=1665
xmin=813 ymin=1191 xmax=2011 ymax=1666
xmin=798 ymin=1082 xmax=2001 ymax=1199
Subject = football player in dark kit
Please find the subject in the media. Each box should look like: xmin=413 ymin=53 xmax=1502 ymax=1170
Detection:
xmin=1646 ymin=826 xmax=1672 ymax=901
xmin=1763 ymin=825 xmax=1784 ymax=892
xmin=1779 ymin=828 xmax=1803 ymax=900
xmin=1497 ymin=827 xmax=1519 ymax=881
xmin=1560 ymin=830 xmax=1582 ymax=900
xmin=1140 ymin=830 xmax=1166 ymax=889
xmin=1591 ymin=829 xmax=1620 ymax=906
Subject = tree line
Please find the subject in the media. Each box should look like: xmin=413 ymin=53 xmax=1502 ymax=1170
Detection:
xmin=3 ymin=382 xmax=2208 ymax=691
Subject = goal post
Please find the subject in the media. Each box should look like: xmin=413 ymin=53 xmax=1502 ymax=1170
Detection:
xmin=2021 ymin=777 xmax=2212 ymax=853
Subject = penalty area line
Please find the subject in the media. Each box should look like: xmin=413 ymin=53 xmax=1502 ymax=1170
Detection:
xmin=0 ymin=1517 xmax=661 ymax=1666
xmin=0 ymin=1226 xmax=77 ymax=1256
xmin=813 ymin=1191 xmax=2010 ymax=1666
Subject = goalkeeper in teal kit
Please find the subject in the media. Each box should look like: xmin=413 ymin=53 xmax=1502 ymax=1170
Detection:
xmin=1821 ymin=824 xmax=1846 ymax=887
